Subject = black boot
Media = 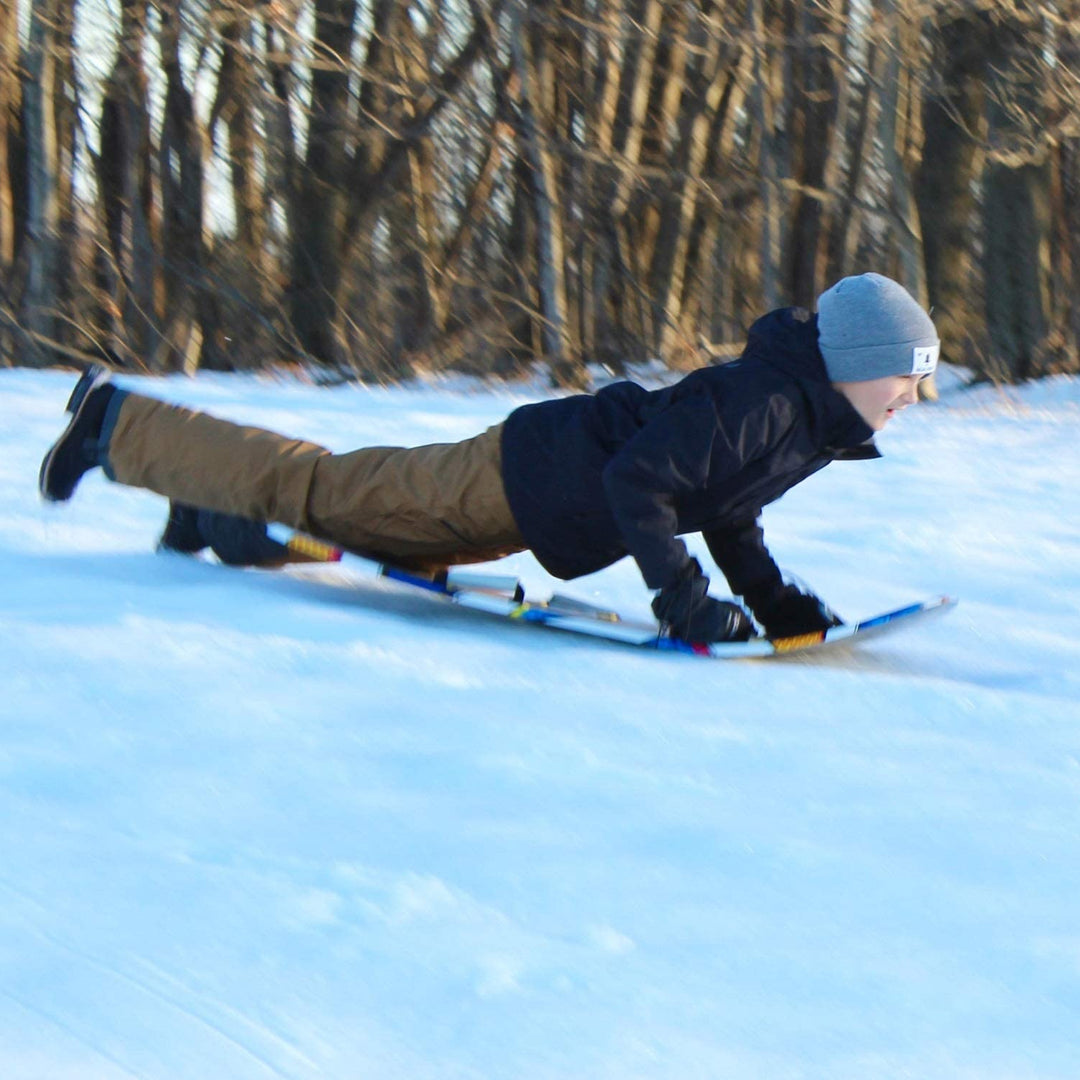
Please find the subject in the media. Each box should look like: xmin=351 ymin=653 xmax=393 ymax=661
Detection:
xmin=38 ymin=365 xmax=117 ymax=502
xmin=158 ymin=502 xmax=290 ymax=567
xmin=196 ymin=509 xmax=291 ymax=566
xmin=157 ymin=502 xmax=208 ymax=555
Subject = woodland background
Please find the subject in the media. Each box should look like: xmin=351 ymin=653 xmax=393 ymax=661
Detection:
xmin=0 ymin=0 xmax=1077 ymax=387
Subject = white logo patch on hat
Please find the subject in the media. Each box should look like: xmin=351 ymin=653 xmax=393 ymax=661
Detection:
xmin=911 ymin=344 xmax=939 ymax=375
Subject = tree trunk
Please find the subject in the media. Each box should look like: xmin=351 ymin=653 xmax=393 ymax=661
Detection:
xmin=159 ymin=0 xmax=210 ymax=372
xmin=826 ymin=31 xmax=882 ymax=283
xmin=0 ymin=0 xmax=17 ymax=281
xmin=289 ymin=0 xmax=357 ymax=367
xmin=1048 ymin=2 xmax=1080 ymax=370
xmin=263 ymin=15 xmax=299 ymax=252
xmin=914 ymin=7 xmax=987 ymax=366
xmin=610 ymin=0 xmax=664 ymax=218
xmin=982 ymin=9 xmax=1053 ymax=381
xmin=0 ymin=0 xmax=24 ymax=366
xmin=748 ymin=0 xmax=782 ymax=310
xmin=51 ymin=1 xmax=78 ymax=330
xmin=511 ymin=0 xmax=576 ymax=385
xmin=97 ymin=0 xmax=158 ymax=366
xmin=608 ymin=0 xmax=664 ymax=355
xmin=1060 ymin=137 xmax=1080 ymax=362
xmin=585 ymin=0 xmax=634 ymax=369
xmin=212 ymin=16 xmax=267 ymax=294
xmin=22 ymin=0 xmax=61 ymax=364
xmin=657 ymin=35 xmax=747 ymax=361
xmin=292 ymin=0 xmax=495 ymax=369
xmin=787 ymin=0 xmax=844 ymax=309
xmin=876 ymin=0 xmax=926 ymax=302
xmin=437 ymin=119 xmax=510 ymax=316
xmin=638 ymin=0 xmax=692 ymax=317
xmin=390 ymin=13 xmax=440 ymax=358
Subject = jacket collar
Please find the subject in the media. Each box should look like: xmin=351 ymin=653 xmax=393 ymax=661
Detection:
xmin=831 ymin=439 xmax=882 ymax=460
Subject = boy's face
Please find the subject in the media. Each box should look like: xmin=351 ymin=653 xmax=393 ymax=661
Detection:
xmin=833 ymin=374 xmax=924 ymax=431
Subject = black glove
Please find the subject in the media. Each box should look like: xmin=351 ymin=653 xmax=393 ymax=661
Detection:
xmin=744 ymin=581 xmax=843 ymax=639
xmin=652 ymin=559 xmax=754 ymax=643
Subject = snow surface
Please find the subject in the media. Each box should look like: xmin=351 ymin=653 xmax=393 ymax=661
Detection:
xmin=2 ymin=365 xmax=1079 ymax=1080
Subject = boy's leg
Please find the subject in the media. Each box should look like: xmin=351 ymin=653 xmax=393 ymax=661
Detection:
xmin=49 ymin=375 xmax=524 ymax=567
xmin=301 ymin=423 xmax=525 ymax=567
xmin=107 ymin=393 xmax=328 ymax=526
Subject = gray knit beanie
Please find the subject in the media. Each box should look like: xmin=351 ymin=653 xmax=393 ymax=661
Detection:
xmin=816 ymin=272 xmax=939 ymax=382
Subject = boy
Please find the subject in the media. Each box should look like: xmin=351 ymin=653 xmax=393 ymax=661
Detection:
xmin=39 ymin=272 xmax=938 ymax=645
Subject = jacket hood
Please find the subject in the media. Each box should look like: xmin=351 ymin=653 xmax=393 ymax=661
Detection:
xmin=744 ymin=306 xmax=879 ymax=455
xmin=744 ymin=306 xmax=827 ymax=380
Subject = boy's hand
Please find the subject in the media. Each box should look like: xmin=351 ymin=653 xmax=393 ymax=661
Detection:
xmin=653 ymin=559 xmax=754 ymax=643
xmin=745 ymin=582 xmax=843 ymax=639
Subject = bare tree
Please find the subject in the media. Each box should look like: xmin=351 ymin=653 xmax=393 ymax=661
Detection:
xmin=287 ymin=0 xmax=357 ymax=367
xmin=0 ymin=0 xmax=24 ymax=362
xmin=511 ymin=0 xmax=575 ymax=382
xmin=158 ymin=0 xmax=210 ymax=371
xmin=211 ymin=8 xmax=268 ymax=294
xmin=915 ymin=5 xmax=989 ymax=367
xmin=22 ymin=0 xmax=63 ymax=363
xmin=1048 ymin=0 xmax=1080 ymax=366
xmin=982 ymin=5 xmax=1055 ymax=380
xmin=96 ymin=0 xmax=159 ymax=365
xmin=2 ymin=0 xmax=1076 ymax=383
xmin=786 ymin=0 xmax=845 ymax=309
xmin=875 ymin=0 xmax=926 ymax=300
xmin=0 ymin=0 xmax=17 ymax=257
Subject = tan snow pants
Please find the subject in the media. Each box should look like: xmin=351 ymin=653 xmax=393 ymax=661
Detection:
xmin=106 ymin=392 xmax=526 ymax=570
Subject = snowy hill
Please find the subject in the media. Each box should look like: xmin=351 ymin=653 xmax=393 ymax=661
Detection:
xmin=2 ymin=365 xmax=1079 ymax=1079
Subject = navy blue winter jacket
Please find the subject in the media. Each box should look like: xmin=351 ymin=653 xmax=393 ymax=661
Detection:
xmin=499 ymin=307 xmax=879 ymax=597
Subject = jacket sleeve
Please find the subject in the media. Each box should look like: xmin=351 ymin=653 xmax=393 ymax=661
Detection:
xmin=703 ymin=516 xmax=783 ymax=599
xmin=600 ymin=390 xmax=786 ymax=590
